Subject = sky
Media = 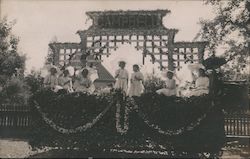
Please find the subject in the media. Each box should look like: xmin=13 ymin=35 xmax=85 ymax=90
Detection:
xmin=1 ymin=0 xmax=215 ymax=77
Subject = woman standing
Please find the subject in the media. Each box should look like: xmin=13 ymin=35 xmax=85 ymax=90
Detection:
xmin=114 ymin=61 xmax=129 ymax=93
xmin=128 ymin=64 xmax=144 ymax=97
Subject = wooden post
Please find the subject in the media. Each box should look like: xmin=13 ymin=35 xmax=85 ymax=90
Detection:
xmin=143 ymin=35 xmax=147 ymax=65
xmin=114 ymin=36 xmax=117 ymax=51
xmin=81 ymin=34 xmax=87 ymax=67
xmin=167 ymin=32 xmax=175 ymax=71
xmin=136 ymin=35 xmax=139 ymax=50
xmin=64 ymin=48 xmax=66 ymax=66
xmin=190 ymin=48 xmax=194 ymax=63
xmin=198 ymin=46 xmax=205 ymax=63
xmin=177 ymin=48 xmax=180 ymax=71
xmin=107 ymin=36 xmax=110 ymax=56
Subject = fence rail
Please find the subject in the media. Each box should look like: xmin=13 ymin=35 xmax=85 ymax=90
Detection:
xmin=0 ymin=105 xmax=30 ymax=124
xmin=224 ymin=111 xmax=250 ymax=137
xmin=0 ymin=105 xmax=250 ymax=138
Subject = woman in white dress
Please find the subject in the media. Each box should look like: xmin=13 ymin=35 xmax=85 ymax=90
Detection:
xmin=73 ymin=69 xmax=93 ymax=93
xmin=128 ymin=64 xmax=144 ymax=97
xmin=114 ymin=61 xmax=129 ymax=93
xmin=189 ymin=68 xmax=210 ymax=96
xmin=43 ymin=67 xmax=58 ymax=90
xmin=57 ymin=69 xmax=73 ymax=93
xmin=156 ymin=71 xmax=176 ymax=96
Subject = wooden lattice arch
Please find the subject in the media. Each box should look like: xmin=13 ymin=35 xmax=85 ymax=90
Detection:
xmin=49 ymin=10 xmax=208 ymax=71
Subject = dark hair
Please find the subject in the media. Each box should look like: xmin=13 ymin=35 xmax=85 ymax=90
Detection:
xmin=167 ymin=71 xmax=174 ymax=76
xmin=133 ymin=64 xmax=139 ymax=70
xmin=198 ymin=68 xmax=206 ymax=77
xmin=63 ymin=69 xmax=69 ymax=76
xmin=50 ymin=67 xmax=57 ymax=74
xmin=119 ymin=61 xmax=126 ymax=66
xmin=81 ymin=69 xmax=89 ymax=76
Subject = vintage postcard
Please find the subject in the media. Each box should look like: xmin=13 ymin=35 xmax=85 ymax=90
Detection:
xmin=0 ymin=0 xmax=249 ymax=158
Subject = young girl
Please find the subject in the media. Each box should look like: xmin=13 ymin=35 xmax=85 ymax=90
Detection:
xmin=73 ymin=69 xmax=93 ymax=93
xmin=156 ymin=70 xmax=176 ymax=96
xmin=43 ymin=67 xmax=58 ymax=90
xmin=128 ymin=64 xmax=144 ymax=97
xmin=114 ymin=61 xmax=129 ymax=93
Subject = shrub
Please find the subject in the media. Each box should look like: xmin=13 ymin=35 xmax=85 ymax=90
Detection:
xmin=143 ymin=75 xmax=165 ymax=93
xmin=0 ymin=76 xmax=31 ymax=106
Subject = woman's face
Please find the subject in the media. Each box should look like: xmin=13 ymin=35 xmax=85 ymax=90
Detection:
xmin=198 ymin=69 xmax=205 ymax=77
xmin=81 ymin=70 xmax=88 ymax=77
xmin=50 ymin=68 xmax=57 ymax=75
xmin=167 ymin=72 xmax=173 ymax=79
xmin=133 ymin=66 xmax=138 ymax=72
xmin=119 ymin=62 xmax=125 ymax=68
xmin=64 ymin=71 xmax=69 ymax=77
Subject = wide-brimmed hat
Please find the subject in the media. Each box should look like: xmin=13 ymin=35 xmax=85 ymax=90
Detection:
xmin=187 ymin=63 xmax=205 ymax=71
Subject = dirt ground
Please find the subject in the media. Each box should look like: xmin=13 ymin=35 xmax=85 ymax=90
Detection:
xmin=0 ymin=138 xmax=249 ymax=158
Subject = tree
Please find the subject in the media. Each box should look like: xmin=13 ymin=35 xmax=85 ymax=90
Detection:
xmin=196 ymin=0 xmax=249 ymax=75
xmin=0 ymin=17 xmax=26 ymax=84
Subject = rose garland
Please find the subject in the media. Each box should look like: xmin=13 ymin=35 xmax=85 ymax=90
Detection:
xmin=33 ymin=100 xmax=113 ymax=134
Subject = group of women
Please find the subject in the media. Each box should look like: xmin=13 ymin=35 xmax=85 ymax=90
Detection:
xmin=43 ymin=60 xmax=210 ymax=97
xmin=113 ymin=61 xmax=210 ymax=97
xmin=43 ymin=62 xmax=97 ymax=94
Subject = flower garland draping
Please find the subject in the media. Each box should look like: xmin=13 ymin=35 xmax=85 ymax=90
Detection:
xmin=135 ymin=92 xmax=215 ymax=136
xmin=33 ymin=100 xmax=113 ymax=134
xmin=138 ymin=111 xmax=208 ymax=136
xmin=115 ymin=102 xmax=131 ymax=134
xmin=113 ymin=91 xmax=135 ymax=134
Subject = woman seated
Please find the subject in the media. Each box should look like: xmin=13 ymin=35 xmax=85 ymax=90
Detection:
xmin=73 ymin=69 xmax=94 ymax=93
xmin=156 ymin=70 xmax=176 ymax=96
xmin=43 ymin=67 xmax=58 ymax=90
xmin=57 ymin=69 xmax=73 ymax=93
xmin=188 ymin=68 xmax=209 ymax=96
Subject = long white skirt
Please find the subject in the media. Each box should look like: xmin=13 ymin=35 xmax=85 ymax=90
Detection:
xmin=156 ymin=88 xmax=176 ymax=96
xmin=114 ymin=79 xmax=128 ymax=92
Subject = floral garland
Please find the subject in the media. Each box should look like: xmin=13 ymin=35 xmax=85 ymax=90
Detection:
xmin=138 ymin=112 xmax=207 ymax=136
xmin=33 ymin=100 xmax=113 ymax=134
xmin=115 ymin=102 xmax=130 ymax=134
xmin=137 ymin=101 xmax=215 ymax=136
xmin=114 ymin=91 xmax=136 ymax=134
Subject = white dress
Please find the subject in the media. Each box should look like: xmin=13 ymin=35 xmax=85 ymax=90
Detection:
xmin=156 ymin=78 xmax=176 ymax=96
xmin=189 ymin=77 xmax=209 ymax=96
xmin=128 ymin=72 xmax=144 ymax=97
xmin=86 ymin=66 xmax=99 ymax=82
xmin=114 ymin=69 xmax=129 ymax=92
xmin=74 ymin=74 xmax=94 ymax=93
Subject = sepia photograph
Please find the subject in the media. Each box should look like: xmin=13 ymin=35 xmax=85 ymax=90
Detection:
xmin=0 ymin=0 xmax=249 ymax=158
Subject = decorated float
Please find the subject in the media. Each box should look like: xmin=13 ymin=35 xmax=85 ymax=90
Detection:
xmin=27 ymin=10 xmax=248 ymax=157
